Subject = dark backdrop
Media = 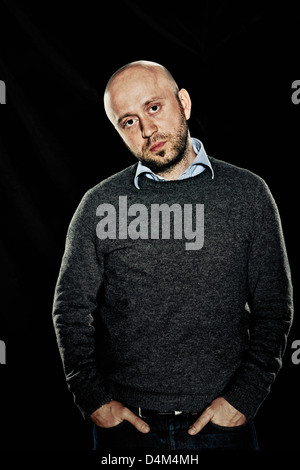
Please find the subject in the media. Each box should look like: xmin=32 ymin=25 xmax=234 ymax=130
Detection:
xmin=0 ymin=0 xmax=299 ymax=450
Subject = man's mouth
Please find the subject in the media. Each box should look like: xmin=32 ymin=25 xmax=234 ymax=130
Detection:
xmin=150 ymin=141 xmax=166 ymax=152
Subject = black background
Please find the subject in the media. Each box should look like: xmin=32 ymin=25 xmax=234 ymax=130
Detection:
xmin=0 ymin=0 xmax=299 ymax=450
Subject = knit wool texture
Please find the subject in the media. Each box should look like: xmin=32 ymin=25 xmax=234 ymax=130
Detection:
xmin=52 ymin=156 xmax=293 ymax=420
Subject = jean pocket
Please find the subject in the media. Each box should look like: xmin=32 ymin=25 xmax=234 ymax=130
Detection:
xmin=96 ymin=420 xmax=129 ymax=432
xmin=208 ymin=420 xmax=249 ymax=432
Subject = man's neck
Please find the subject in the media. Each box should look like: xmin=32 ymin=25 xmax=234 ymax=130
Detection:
xmin=156 ymin=137 xmax=196 ymax=181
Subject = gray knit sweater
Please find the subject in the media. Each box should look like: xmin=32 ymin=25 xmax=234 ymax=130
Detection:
xmin=52 ymin=156 xmax=293 ymax=420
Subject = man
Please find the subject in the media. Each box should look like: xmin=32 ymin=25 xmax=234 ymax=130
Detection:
xmin=52 ymin=61 xmax=293 ymax=451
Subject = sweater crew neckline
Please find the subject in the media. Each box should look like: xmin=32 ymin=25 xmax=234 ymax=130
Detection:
xmin=136 ymin=163 xmax=214 ymax=192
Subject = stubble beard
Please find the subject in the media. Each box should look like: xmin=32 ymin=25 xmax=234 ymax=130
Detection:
xmin=126 ymin=103 xmax=190 ymax=174
xmin=140 ymin=123 xmax=189 ymax=174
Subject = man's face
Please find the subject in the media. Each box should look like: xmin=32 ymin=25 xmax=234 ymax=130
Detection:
xmin=104 ymin=67 xmax=191 ymax=173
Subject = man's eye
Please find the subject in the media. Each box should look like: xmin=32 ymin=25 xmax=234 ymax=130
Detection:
xmin=124 ymin=119 xmax=135 ymax=128
xmin=149 ymin=105 xmax=160 ymax=114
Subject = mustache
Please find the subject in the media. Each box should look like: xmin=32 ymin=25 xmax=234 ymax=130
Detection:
xmin=144 ymin=134 xmax=170 ymax=149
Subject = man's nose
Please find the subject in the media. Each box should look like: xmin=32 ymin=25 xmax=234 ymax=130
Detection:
xmin=140 ymin=116 xmax=157 ymax=139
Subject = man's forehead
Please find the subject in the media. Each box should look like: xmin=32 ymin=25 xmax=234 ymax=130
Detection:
xmin=110 ymin=67 xmax=167 ymax=98
xmin=107 ymin=69 xmax=171 ymax=118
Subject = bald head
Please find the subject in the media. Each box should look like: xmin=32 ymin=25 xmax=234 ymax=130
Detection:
xmin=104 ymin=61 xmax=179 ymax=125
xmin=105 ymin=60 xmax=179 ymax=99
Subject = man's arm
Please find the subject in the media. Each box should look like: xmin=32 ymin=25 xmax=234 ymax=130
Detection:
xmin=52 ymin=192 xmax=113 ymax=420
xmin=190 ymin=178 xmax=293 ymax=434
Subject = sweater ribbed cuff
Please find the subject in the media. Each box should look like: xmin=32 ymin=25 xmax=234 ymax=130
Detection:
xmin=79 ymin=394 xmax=114 ymax=422
xmin=222 ymin=385 xmax=265 ymax=420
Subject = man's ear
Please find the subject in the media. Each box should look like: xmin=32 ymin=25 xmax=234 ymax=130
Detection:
xmin=178 ymin=88 xmax=192 ymax=120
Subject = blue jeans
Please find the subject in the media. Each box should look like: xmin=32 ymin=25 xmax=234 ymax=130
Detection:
xmin=93 ymin=413 xmax=259 ymax=452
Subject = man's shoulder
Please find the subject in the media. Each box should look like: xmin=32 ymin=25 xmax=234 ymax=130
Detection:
xmin=84 ymin=163 xmax=137 ymax=199
xmin=70 ymin=164 xmax=137 ymax=217
xmin=209 ymin=155 xmax=265 ymax=187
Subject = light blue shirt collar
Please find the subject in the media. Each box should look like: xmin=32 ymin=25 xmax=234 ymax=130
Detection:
xmin=134 ymin=138 xmax=214 ymax=189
